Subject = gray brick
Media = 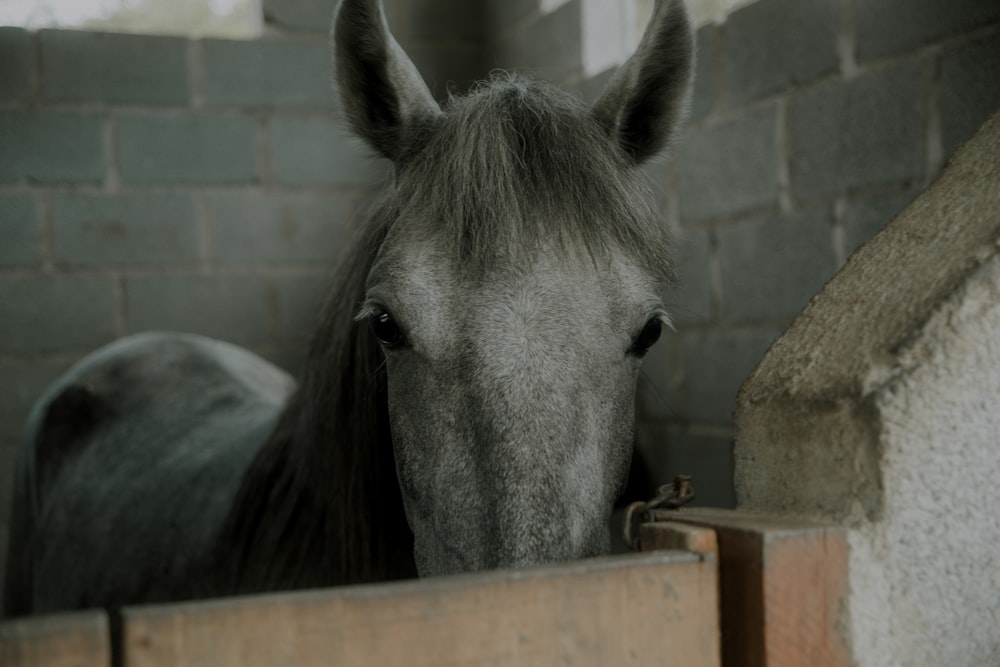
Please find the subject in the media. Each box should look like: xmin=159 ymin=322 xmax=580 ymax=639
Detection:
xmin=515 ymin=0 xmax=583 ymax=82
xmin=843 ymin=189 xmax=918 ymax=258
xmin=0 ymin=194 xmax=41 ymax=267
xmin=689 ymin=24 xmax=719 ymax=122
xmin=941 ymin=31 xmax=1000 ymax=158
xmin=719 ymin=208 xmax=835 ymax=321
xmin=206 ymin=192 xmax=353 ymax=264
xmin=270 ymin=117 xmax=389 ymax=187
xmin=395 ymin=43 xmax=486 ymax=99
xmin=0 ymin=275 xmax=117 ymax=354
xmin=52 ymin=194 xmax=199 ymax=266
xmin=667 ymin=228 xmax=712 ymax=323
xmin=488 ymin=0 xmax=539 ymax=34
xmin=404 ymin=1 xmax=486 ymax=44
xmin=0 ymin=28 xmax=32 ymax=102
xmin=202 ymin=38 xmax=334 ymax=109
xmin=40 ymin=30 xmax=188 ymax=105
xmin=678 ymin=105 xmax=779 ymax=221
xmin=263 ymin=0 xmax=331 ymax=33
xmin=857 ymin=0 xmax=1000 ymax=63
xmin=273 ymin=272 xmax=331 ymax=347
xmin=637 ymin=423 xmax=735 ymax=508
xmin=575 ymin=66 xmax=615 ymax=106
xmin=117 ymin=114 xmax=258 ymax=185
xmin=0 ymin=361 xmax=73 ymax=441
xmin=792 ymin=60 xmax=926 ymax=198
xmin=682 ymin=327 xmax=780 ymax=424
xmin=0 ymin=111 xmax=105 ymax=184
xmin=725 ymin=0 xmax=839 ymax=106
xmin=125 ymin=274 xmax=272 ymax=344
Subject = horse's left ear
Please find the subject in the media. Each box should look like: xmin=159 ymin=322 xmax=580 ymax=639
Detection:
xmin=333 ymin=0 xmax=442 ymax=162
xmin=592 ymin=0 xmax=694 ymax=165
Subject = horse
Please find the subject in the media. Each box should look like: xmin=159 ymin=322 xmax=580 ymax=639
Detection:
xmin=3 ymin=0 xmax=693 ymax=616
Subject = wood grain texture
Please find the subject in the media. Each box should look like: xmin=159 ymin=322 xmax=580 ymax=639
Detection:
xmin=0 ymin=611 xmax=111 ymax=667
xmin=661 ymin=508 xmax=850 ymax=667
xmin=122 ymin=552 xmax=721 ymax=667
xmin=639 ymin=520 xmax=719 ymax=555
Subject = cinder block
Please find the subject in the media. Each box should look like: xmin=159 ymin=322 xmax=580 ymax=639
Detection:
xmin=402 ymin=43 xmax=487 ymax=98
xmin=403 ymin=1 xmax=486 ymax=44
xmin=681 ymin=327 xmax=781 ymax=425
xmin=0 ymin=360 xmax=73 ymax=440
xmin=856 ymin=0 xmax=1000 ymax=63
xmin=205 ymin=192 xmax=353 ymax=264
xmin=667 ymin=228 xmax=713 ymax=323
xmin=0 ymin=28 xmax=32 ymax=102
xmin=843 ymin=189 xmax=919 ymax=259
xmin=0 ymin=275 xmax=117 ymax=354
xmin=263 ymin=0 xmax=331 ymax=33
xmin=636 ymin=422 xmax=736 ymax=508
xmin=125 ymin=274 xmax=273 ymax=344
xmin=0 ymin=111 xmax=105 ymax=184
xmin=725 ymin=0 xmax=839 ymax=106
xmin=52 ymin=194 xmax=199 ymax=266
xmin=718 ymin=208 xmax=836 ymax=321
xmin=270 ymin=117 xmax=389 ymax=187
xmin=689 ymin=24 xmax=719 ymax=122
xmin=0 ymin=194 xmax=40 ymax=267
xmin=272 ymin=272 xmax=332 ymax=348
xmin=792 ymin=60 xmax=925 ymax=198
xmin=202 ymin=38 xmax=334 ymax=109
xmin=117 ymin=113 xmax=258 ymax=185
xmin=516 ymin=0 xmax=583 ymax=82
xmin=39 ymin=30 xmax=188 ymax=105
xmin=678 ymin=105 xmax=779 ymax=221
xmin=941 ymin=31 xmax=1000 ymax=158
xmin=487 ymin=0 xmax=539 ymax=35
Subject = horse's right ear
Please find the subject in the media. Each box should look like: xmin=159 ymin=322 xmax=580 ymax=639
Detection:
xmin=333 ymin=0 xmax=442 ymax=162
xmin=592 ymin=0 xmax=693 ymax=165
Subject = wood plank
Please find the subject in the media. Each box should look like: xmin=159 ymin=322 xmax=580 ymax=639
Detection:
xmin=123 ymin=552 xmax=721 ymax=667
xmin=639 ymin=520 xmax=718 ymax=555
xmin=0 ymin=611 xmax=111 ymax=667
xmin=660 ymin=508 xmax=849 ymax=667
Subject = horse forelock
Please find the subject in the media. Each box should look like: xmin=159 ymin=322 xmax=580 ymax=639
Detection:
xmin=385 ymin=74 xmax=673 ymax=282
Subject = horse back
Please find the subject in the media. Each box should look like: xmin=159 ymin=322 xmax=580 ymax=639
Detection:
xmin=3 ymin=331 xmax=294 ymax=616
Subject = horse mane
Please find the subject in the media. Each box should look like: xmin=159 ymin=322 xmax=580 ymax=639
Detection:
xmin=398 ymin=74 xmax=673 ymax=280
xmin=214 ymin=74 xmax=672 ymax=593
xmin=214 ymin=208 xmax=416 ymax=594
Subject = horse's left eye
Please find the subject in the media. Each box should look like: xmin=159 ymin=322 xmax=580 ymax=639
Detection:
xmin=629 ymin=317 xmax=662 ymax=358
xmin=369 ymin=311 xmax=406 ymax=349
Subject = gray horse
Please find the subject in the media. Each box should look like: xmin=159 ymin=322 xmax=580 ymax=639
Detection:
xmin=3 ymin=0 xmax=692 ymax=616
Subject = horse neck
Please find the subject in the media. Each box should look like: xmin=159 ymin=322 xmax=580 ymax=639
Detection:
xmin=216 ymin=220 xmax=415 ymax=594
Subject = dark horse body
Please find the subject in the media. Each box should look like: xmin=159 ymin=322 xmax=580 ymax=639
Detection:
xmin=4 ymin=0 xmax=693 ymax=615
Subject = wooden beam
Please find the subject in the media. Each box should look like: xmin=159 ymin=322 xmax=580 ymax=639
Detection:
xmin=639 ymin=520 xmax=719 ymax=555
xmin=0 ymin=611 xmax=111 ymax=667
xmin=122 ymin=552 xmax=721 ymax=667
xmin=659 ymin=508 xmax=849 ymax=667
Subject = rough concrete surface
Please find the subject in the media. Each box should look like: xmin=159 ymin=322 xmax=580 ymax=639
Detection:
xmin=734 ymin=112 xmax=1000 ymax=665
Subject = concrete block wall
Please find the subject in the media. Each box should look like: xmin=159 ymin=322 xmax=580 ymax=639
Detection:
xmin=0 ymin=25 xmax=377 ymax=566
xmin=0 ymin=0 xmax=490 ymax=607
xmin=610 ymin=0 xmax=997 ymax=507
xmin=2 ymin=0 xmax=999 ymax=598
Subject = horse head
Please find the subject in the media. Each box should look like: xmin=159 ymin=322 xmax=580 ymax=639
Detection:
xmin=334 ymin=0 xmax=693 ymax=576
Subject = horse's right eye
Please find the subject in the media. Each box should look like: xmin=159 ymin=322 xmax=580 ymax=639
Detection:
xmin=369 ymin=311 xmax=406 ymax=349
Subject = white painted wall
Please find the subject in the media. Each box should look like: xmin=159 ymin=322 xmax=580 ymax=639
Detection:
xmin=734 ymin=113 xmax=1000 ymax=665
xmin=849 ymin=256 xmax=1000 ymax=666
